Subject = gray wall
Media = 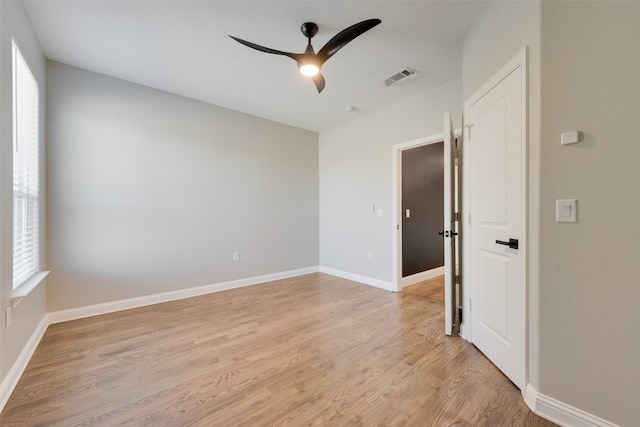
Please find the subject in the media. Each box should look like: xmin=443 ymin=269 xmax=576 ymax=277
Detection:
xmin=464 ymin=1 xmax=639 ymax=425
xmin=318 ymin=78 xmax=461 ymax=285
xmin=0 ymin=0 xmax=48 ymax=381
xmin=46 ymin=62 xmax=319 ymax=312
xmin=539 ymin=2 xmax=640 ymax=425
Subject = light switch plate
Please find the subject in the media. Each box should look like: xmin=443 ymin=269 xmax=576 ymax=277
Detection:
xmin=556 ymin=199 xmax=577 ymax=222
xmin=561 ymin=131 xmax=581 ymax=145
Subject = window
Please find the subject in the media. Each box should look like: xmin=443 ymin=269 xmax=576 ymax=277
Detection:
xmin=12 ymin=40 xmax=40 ymax=290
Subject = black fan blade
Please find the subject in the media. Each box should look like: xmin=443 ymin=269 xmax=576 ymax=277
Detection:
xmin=317 ymin=19 xmax=381 ymax=64
xmin=228 ymin=36 xmax=303 ymax=62
xmin=311 ymin=73 xmax=326 ymax=93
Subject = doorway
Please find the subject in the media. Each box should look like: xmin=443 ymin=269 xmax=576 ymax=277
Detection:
xmin=401 ymin=142 xmax=444 ymax=278
xmin=392 ymin=126 xmax=459 ymax=336
xmin=392 ymin=135 xmax=446 ymax=293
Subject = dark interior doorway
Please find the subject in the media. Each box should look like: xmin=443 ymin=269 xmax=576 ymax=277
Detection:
xmin=401 ymin=142 xmax=444 ymax=277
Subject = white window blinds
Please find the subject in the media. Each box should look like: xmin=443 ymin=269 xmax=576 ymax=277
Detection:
xmin=12 ymin=40 xmax=40 ymax=289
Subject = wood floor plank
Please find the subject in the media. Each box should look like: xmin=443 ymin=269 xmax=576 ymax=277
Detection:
xmin=403 ymin=275 xmax=445 ymax=303
xmin=0 ymin=273 xmax=555 ymax=426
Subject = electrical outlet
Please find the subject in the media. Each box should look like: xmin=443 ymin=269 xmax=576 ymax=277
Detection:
xmin=233 ymin=252 xmax=239 ymax=261
xmin=367 ymin=250 xmax=373 ymax=259
xmin=5 ymin=307 xmax=12 ymax=329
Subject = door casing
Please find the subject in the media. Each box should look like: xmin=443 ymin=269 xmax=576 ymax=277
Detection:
xmin=391 ymin=131 xmax=461 ymax=293
xmin=401 ymin=143 xmax=445 ymax=278
xmin=392 ymin=135 xmax=444 ymax=292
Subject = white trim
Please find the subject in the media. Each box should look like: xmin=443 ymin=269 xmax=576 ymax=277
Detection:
xmin=11 ymin=271 xmax=50 ymax=307
xmin=48 ymin=267 xmax=319 ymax=324
xmin=462 ymin=47 xmax=528 ymax=389
xmin=525 ymin=384 xmax=620 ymax=427
xmin=459 ymin=322 xmax=468 ymax=341
xmin=399 ymin=266 xmax=444 ymax=290
xmin=319 ymin=266 xmax=393 ymax=291
xmin=0 ymin=316 xmax=48 ymax=412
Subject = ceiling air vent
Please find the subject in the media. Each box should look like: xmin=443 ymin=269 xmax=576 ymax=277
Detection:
xmin=384 ymin=68 xmax=416 ymax=87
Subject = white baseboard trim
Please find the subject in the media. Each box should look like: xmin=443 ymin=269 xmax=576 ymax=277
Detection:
xmin=0 ymin=316 xmax=49 ymax=412
xmin=400 ymin=266 xmax=444 ymax=290
xmin=48 ymin=266 xmax=319 ymax=324
xmin=319 ymin=266 xmax=393 ymax=291
xmin=525 ymin=384 xmax=619 ymax=427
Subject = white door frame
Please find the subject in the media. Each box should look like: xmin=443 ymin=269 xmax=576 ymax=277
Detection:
xmin=461 ymin=47 xmax=528 ymax=388
xmin=391 ymin=130 xmax=460 ymax=293
xmin=391 ymin=134 xmax=444 ymax=292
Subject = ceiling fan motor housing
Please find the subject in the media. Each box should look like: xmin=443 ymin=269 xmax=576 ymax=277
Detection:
xmin=301 ymin=22 xmax=319 ymax=39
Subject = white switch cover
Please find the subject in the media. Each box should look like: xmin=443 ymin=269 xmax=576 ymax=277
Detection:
xmin=556 ymin=199 xmax=577 ymax=222
xmin=561 ymin=131 xmax=581 ymax=145
xmin=405 ymin=209 xmax=410 ymax=218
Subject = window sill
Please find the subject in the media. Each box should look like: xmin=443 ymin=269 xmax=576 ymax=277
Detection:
xmin=11 ymin=271 xmax=50 ymax=308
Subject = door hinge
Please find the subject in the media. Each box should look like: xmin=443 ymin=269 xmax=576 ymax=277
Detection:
xmin=469 ymin=299 xmax=472 ymax=311
xmin=455 ymin=275 xmax=460 ymax=284
xmin=465 ymin=123 xmax=475 ymax=139
xmin=468 ymin=212 xmax=472 ymax=225
xmin=454 ymin=212 xmax=460 ymax=221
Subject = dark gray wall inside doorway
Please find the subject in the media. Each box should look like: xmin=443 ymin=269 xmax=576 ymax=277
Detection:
xmin=402 ymin=142 xmax=444 ymax=277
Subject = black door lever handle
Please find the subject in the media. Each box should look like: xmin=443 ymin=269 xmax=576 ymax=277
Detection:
xmin=495 ymin=238 xmax=519 ymax=249
xmin=439 ymin=230 xmax=458 ymax=238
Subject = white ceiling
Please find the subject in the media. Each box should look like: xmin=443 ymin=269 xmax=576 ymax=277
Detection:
xmin=22 ymin=0 xmax=486 ymax=132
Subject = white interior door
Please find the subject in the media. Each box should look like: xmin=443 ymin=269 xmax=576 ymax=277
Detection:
xmin=464 ymin=51 xmax=526 ymax=389
xmin=443 ymin=113 xmax=458 ymax=336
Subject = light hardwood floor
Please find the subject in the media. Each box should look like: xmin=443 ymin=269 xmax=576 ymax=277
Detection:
xmin=402 ymin=276 xmax=445 ymax=303
xmin=1 ymin=273 xmax=555 ymax=426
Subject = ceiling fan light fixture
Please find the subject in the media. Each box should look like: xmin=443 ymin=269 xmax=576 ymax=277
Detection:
xmin=229 ymin=18 xmax=381 ymax=93
xmin=299 ymin=63 xmax=320 ymax=76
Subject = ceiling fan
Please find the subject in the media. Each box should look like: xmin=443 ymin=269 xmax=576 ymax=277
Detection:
xmin=229 ymin=19 xmax=382 ymax=93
